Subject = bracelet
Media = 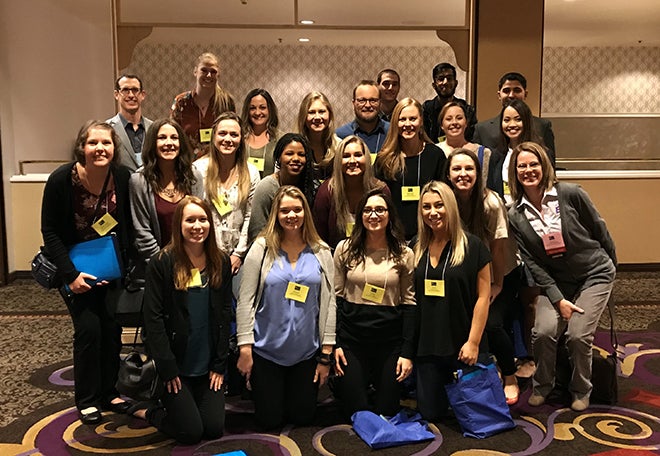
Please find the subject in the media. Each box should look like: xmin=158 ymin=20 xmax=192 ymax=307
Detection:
xmin=316 ymin=352 xmax=334 ymax=366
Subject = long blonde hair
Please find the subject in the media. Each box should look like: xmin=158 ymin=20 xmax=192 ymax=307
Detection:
xmin=195 ymin=52 xmax=235 ymax=115
xmin=414 ymin=181 xmax=467 ymax=267
xmin=296 ymin=91 xmax=337 ymax=169
xmin=260 ymin=185 xmax=328 ymax=262
xmin=376 ymin=97 xmax=433 ymax=180
xmin=329 ymin=135 xmax=384 ymax=232
xmin=205 ymin=112 xmax=251 ymax=210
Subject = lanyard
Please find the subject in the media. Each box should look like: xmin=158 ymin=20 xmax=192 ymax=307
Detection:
xmin=365 ymin=250 xmax=389 ymax=289
xmin=401 ymin=150 xmax=422 ymax=187
xmin=425 ymin=244 xmax=451 ymax=281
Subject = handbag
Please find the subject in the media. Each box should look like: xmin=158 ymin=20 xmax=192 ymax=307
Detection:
xmin=116 ymin=350 xmax=164 ymax=401
xmin=107 ymin=267 xmax=145 ymax=328
xmin=444 ymin=361 xmax=516 ymax=439
xmin=351 ymin=410 xmax=435 ymax=449
xmin=31 ymin=248 xmax=60 ymax=289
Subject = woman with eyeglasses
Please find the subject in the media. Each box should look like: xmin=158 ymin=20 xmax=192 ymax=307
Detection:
xmin=241 ymin=88 xmax=280 ymax=178
xmin=333 ymin=188 xmax=415 ymax=419
xmin=170 ymin=52 xmax=236 ymax=158
xmin=507 ymin=142 xmax=616 ymax=412
xmin=236 ymin=185 xmax=335 ymax=429
xmin=313 ymin=135 xmax=389 ymax=250
xmin=374 ymin=98 xmax=445 ymax=241
xmin=296 ymin=91 xmax=339 ymax=189
xmin=413 ymin=181 xmax=492 ymax=421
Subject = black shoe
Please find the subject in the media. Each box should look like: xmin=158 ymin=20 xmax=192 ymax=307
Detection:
xmin=79 ymin=407 xmax=102 ymax=425
xmin=102 ymin=400 xmax=134 ymax=414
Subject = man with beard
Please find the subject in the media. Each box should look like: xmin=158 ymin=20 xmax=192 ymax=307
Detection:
xmin=106 ymin=74 xmax=152 ymax=171
xmin=376 ymin=69 xmax=400 ymax=121
xmin=422 ymin=63 xmax=476 ymax=143
xmin=336 ymin=80 xmax=390 ymax=154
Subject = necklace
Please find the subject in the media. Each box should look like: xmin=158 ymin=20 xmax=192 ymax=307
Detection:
xmin=161 ymin=186 xmax=177 ymax=198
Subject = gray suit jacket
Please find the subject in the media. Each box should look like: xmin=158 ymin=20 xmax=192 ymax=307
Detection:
xmin=106 ymin=113 xmax=153 ymax=171
xmin=473 ymin=114 xmax=556 ymax=164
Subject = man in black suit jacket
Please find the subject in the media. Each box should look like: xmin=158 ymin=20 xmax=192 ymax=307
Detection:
xmin=473 ymin=72 xmax=556 ymax=165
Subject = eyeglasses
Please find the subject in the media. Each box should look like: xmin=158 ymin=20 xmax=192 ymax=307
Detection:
xmin=516 ymin=162 xmax=541 ymax=170
xmin=117 ymin=87 xmax=141 ymax=96
xmin=362 ymin=206 xmax=388 ymax=216
xmin=355 ymin=98 xmax=380 ymax=106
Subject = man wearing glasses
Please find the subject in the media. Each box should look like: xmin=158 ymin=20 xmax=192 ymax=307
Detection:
xmin=106 ymin=74 xmax=152 ymax=171
xmin=422 ymin=62 xmax=476 ymax=143
xmin=336 ymin=80 xmax=390 ymax=154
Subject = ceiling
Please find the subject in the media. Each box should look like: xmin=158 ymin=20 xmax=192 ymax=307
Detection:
xmin=118 ymin=0 xmax=660 ymax=47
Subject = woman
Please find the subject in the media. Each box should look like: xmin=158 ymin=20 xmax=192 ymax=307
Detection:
xmin=333 ymin=189 xmax=415 ymax=418
xmin=194 ymin=112 xmax=261 ymax=275
xmin=247 ymin=133 xmax=316 ymax=243
xmin=437 ymin=101 xmax=491 ymax=182
xmin=313 ymin=135 xmax=389 ymax=249
xmin=444 ymin=149 xmax=520 ymax=404
xmin=241 ymin=88 xmax=280 ymax=177
xmin=486 ymin=99 xmax=545 ymax=205
xmin=170 ymin=52 xmax=236 ymax=158
xmin=236 ymin=185 xmax=335 ymax=429
xmin=41 ymin=120 xmax=133 ymax=424
xmin=413 ymin=181 xmax=492 ymax=421
xmin=130 ymin=119 xmax=204 ymax=268
xmin=134 ymin=196 xmax=232 ymax=444
xmin=374 ymin=97 xmax=446 ymax=241
xmin=296 ymin=91 xmax=339 ymax=187
xmin=507 ymin=142 xmax=616 ymax=412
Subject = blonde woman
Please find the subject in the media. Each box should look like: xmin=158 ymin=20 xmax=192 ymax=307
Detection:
xmin=414 ymin=181 xmax=492 ymax=421
xmin=236 ymin=185 xmax=335 ymax=429
xmin=170 ymin=52 xmax=236 ymax=158
xmin=297 ymin=91 xmax=339 ymax=187
xmin=194 ymin=112 xmax=260 ymax=275
xmin=313 ymin=135 xmax=389 ymax=249
xmin=374 ymin=97 xmax=445 ymax=240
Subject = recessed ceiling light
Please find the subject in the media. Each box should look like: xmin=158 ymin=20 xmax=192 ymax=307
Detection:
xmin=298 ymin=38 xmax=310 ymax=42
xmin=300 ymin=20 xmax=314 ymax=25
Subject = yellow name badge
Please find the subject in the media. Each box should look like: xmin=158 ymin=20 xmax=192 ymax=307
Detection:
xmin=401 ymin=186 xmax=420 ymax=201
xmin=425 ymin=279 xmax=445 ymax=297
xmin=248 ymin=156 xmax=265 ymax=172
xmin=285 ymin=281 xmax=310 ymax=302
xmin=362 ymin=282 xmax=385 ymax=304
xmin=187 ymin=268 xmax=203 ymax=288
xmin=503 ymin=181 xmax=511 ymax=196
xmin=199 ymin=128 xmax=212 ymax=143
xmin=92 ymin=213 xmax=118 ymax=236
xmin=212 ymin=194 xmax=234 ymax=216
xmin=370 ymin=153 xmax=377 ymax=165
xmin=345 ymin=222 xmax=355 ymax=237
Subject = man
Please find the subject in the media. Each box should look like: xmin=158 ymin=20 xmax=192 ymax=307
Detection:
xmin=376 ymin=69 xmax=400 ymax=121
xmin=473 ymin=72 xmax=556 ymax=163
xmin=336 ymin=80 xmax=390 ymax=154
xmin=422 ymin=62 xmax=476 ymax=143
xmin=106 ymin=74 xmax=153 ymax=171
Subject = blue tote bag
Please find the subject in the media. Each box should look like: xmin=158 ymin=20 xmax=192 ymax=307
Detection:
xmin=444 ymin=362 xmax=516 ymax=438
xmin=352 ymin=410 xmax=435 ymax=449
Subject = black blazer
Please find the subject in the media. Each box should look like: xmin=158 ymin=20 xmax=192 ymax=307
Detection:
xmin=40 ymin=162 xmax=133 ymax=285
xmin=143 ymin=250 xmax=233 ymax=382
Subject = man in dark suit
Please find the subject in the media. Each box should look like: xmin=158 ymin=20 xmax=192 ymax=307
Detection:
xmin=473 ymin=72 xmax=556 ymax=164
xmin=422 ymin=62 xmax=477 ymax=143
xmin=106 ymin=74 xmax=152 ymax=171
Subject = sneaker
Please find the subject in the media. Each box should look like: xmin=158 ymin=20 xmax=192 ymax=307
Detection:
xmin=571 ymin=397 xmax=590 ymax=412
xmin=528 ymin=393 xmax=546 ymax=407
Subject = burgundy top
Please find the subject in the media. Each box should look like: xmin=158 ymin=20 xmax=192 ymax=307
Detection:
xmin=154 ymin=193 xmax=179 ymax=247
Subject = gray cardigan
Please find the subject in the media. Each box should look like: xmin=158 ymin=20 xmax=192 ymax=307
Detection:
xmin=236 ymin=236 xmax=336 ymax=348
xmin=508 ymin=182 xmax=616 ymax=304
xmin=129 ymin=167 xmax=204 ymax=263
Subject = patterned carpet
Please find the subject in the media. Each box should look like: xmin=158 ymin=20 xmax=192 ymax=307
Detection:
xmin=1 ymin=276 xmax=660 ymax=455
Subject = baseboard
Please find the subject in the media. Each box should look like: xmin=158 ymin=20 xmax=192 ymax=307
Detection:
xmin=8 ymin=270 xmax=33 ymax=282
xmin=617 ymin=263 xmax=660 ymax=272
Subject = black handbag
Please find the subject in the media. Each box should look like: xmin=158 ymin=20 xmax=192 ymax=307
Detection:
xmin=107 ymin=269 xmax=145 ymax=328
xmin=31 ymin=249 xmax=60 ymax=289
xmin=116 ymin=349 xmax=164 ymax=401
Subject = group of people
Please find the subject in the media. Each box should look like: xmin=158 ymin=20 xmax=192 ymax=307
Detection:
xmin=40 ymin=51 xmax=616 ymax=445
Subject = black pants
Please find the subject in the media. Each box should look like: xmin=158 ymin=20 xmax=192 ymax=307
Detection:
xmin=335 ymin=344 xmax=401 ymax=419
xmin=149 ymin=374 xmax=226 ymax=445
xmin=65 ymin=286 xmax=122 ymax=410
xmin=485 ymin=267 xmax=521 ymax=376
xmin=250 ymin=352 xmax=318 ymax=430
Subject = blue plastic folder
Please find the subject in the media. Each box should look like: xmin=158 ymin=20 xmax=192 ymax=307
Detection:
xmin=68 ymin=235 xmax=122 ymax=283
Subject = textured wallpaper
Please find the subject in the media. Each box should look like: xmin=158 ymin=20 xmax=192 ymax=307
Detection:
xmin=125 ymin=42 xmax=465 ymax=129
xmin=542 ymin=47 xmax=660 ymax=114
